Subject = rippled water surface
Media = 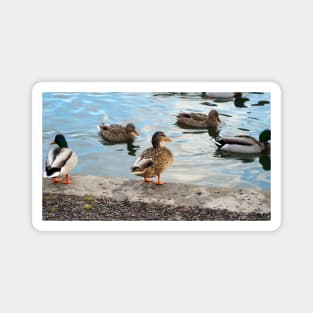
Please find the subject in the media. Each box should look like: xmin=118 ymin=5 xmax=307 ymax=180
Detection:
xmin=43 ymin=92 xmax=271 ymax=190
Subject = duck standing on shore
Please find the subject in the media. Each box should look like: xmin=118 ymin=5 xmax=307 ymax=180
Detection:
xmin=213 ymin=129 xmax=271 ymax=153
xmin=176 ymin=109 xmax=221 ymax=128
xmin=97 ymin=123 xmax=139 ymax=142
xmin=44 ymin=134 xmax=78 ymax=184
xmin=131 ymin=131 xmax=174 ymax=185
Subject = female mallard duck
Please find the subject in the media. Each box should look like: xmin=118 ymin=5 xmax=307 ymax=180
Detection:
xmin=44 ymin=134 xmax=78 ymax=184
xmin=176 ymin=109 xmax=221 ymax=128
xmin=213 ymin=129 xmax=271 ymax=153
xmin=131 ymin=131 xmax=173 ymax=185
xmin=97 ymin=123 xmax=139 ymax=142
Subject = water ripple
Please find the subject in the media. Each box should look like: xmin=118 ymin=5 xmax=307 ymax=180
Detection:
xmin=43 ymin=92 xmax=271 ymax=190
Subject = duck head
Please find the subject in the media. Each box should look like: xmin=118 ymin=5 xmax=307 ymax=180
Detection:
xmin=126 ymin=123 xmax=139 ymax=137
xmin=208 ymin=109 xmax=221 ymax=123
xmin=259 ymin=129 xmax=271 ymax=142
xmin=50 ymin=134 xmax=68 ymax=148
xmin=152 ymin=131 xmax=172 ymax=148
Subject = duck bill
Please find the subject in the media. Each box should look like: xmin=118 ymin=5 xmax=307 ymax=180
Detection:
xmin=134 ymin=130 xmax=140 ymax=136
xmin=50 ymin=141 xmax=56 ymax=145
xmin=163 ymin=136 xmax=172 ymax=142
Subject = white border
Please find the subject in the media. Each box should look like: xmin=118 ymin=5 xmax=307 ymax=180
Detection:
xmin=32 ymin=82 xmax=281 ymax=231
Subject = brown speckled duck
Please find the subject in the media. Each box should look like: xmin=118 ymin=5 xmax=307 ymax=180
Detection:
xmin=97 ymin=123 xmax=139 ymax=142
xmin=131 ymin=131 xmax=174 ymax=185
xmin=176 ymin=109 xmax=221 ymax=128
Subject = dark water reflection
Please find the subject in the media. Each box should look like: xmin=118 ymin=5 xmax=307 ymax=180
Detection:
xmin=234 ymin=92 xmax=250 ymax=108
xmin=215 ymin=150 xmax=271 ymax=171
xmin=43 ymin=92 xmax=271 ymax=190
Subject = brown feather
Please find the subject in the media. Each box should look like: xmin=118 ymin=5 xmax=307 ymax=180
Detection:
xmin=98 ymin=123 xmax=138 ymax=142
xmin=134 ymin=147 xmax=174 ymax=178
xmin=176 ymin=110 xmax=220 ymax=128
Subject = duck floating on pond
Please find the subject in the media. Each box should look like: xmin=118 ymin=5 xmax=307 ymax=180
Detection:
xmin=201 ymin=92 xmax=236 ymax=99
xmin=176 ymin=109 xmax=221 ymax=128
xmin=213 ymin=129 xmax=271 ymax=154
xmin=131 ymin=131 xmax=174 ymax=185
xmin=44 ymin=134 xmax=78 ymax=184
xmin=97 ymin=123 xmax=139 ymax=142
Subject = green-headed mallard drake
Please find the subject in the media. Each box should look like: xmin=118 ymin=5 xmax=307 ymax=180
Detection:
xmin=176 ymin=109 xmax=221 ymax=128
xmin=213 ymin=129 xmax=271 ymax=153
xmin=44 ymin=134 xmax=78 ymax=184
xmin=131 ymin=131 xmax=174 ymax=185
xmin=97 ymin=123 xmax=139 ymax=142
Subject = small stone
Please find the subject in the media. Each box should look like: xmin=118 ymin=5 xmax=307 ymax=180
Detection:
xmin=83 ymin=195 xmax=95 ymax=202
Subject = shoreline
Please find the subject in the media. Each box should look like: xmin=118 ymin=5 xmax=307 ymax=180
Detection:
xmin=43 ymin=175 xmax=270 ymax=221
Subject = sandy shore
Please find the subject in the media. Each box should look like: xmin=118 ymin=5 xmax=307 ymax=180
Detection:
xmin=42 ymin=175 xmax=270 ymax=221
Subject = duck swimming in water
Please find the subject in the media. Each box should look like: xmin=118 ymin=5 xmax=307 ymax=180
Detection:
xmin=97 ymin=123 xmax=139 ymax=142
xmin=213 ymin=129 xmax=271 ymax=154
xmin=131 ymin=131 xmax=174 ymax=185
xmin=176 ymin=109 xmax=221 ymax=128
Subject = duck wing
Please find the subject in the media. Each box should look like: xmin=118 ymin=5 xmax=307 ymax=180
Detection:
xmin=189 ymin=113 xmax=207 ymax=121
xmin=108 ymin=125 xmax=127 ymax=134
xmin=132 ymin=157 xmax=154 ymax=169
xmin=45 ymin=147 xmax=73 ymax=177
xmin=108 ymin=124 xmax=124 ymax=130
xmin=177 ymin=112 xmax=206 ymax=121
xmin=213 ymin=135 xmax=262 ymax=153
xmin=97 ymin=124 xmax=126 ymax=131
xmin=214 ymin=135 xmax=258 ymax=146
xmin=131 ymin=150 xmax=154 ymax=174
xmin=176 ymin=112 xmax=208 ymax=128
xmin=98 ymin=124 xmax=129 ymax=141
xmin=177 ymin=112 xmax=191 ymax=118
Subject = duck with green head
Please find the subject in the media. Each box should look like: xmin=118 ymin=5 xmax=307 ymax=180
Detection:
xmin=213 ymin=129 xmax=271 ymax=153
xmin=44 ymin=134 xmax=78 ymax=184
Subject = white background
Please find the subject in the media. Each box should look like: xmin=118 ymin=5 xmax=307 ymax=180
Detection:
xmin=0 ymin=0 xmax=311 ymax=312
xmin=32 ymin=82 xmax=281 ymax=232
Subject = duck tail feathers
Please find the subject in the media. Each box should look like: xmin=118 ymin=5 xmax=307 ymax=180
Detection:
xmin=45 ymin=167 xmax=61 ymax=178
xmin=131 ymin=167 xmax=144 ymax=175
xmin=97 ymin=124 xmax=108 ymax=132
xmin=131 ymin=159 xmax=154 ymax=174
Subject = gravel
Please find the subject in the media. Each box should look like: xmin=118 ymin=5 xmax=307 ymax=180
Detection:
xmin=43 ymin=193 xmax=270 ymax=221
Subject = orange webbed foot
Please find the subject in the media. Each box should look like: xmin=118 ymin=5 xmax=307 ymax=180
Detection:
xmin=63 ymin=175 xmax=72 ymax=184
xmin=155 ymin=174 xmax=165 ymax=185
xmin=52 ymin=178 xmax=63 ymax=183
xmin=155 ymin=181 xmax=165 ymax=185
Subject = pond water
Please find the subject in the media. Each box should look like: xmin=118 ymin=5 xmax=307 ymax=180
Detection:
xmin=42 ymin=92 xmax=271 ymax=190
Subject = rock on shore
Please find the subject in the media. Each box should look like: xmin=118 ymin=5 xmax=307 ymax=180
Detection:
xmin=42 ymin=175 xmax=270 ymax=221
